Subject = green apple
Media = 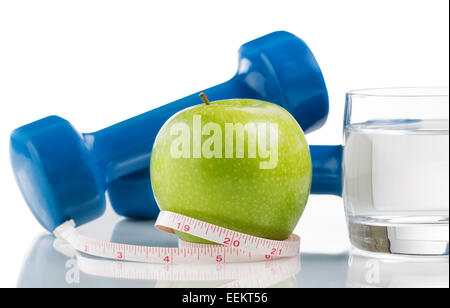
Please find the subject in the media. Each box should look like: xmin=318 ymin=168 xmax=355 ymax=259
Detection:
xmin=150 ymin=97 xmax=312 ymax=243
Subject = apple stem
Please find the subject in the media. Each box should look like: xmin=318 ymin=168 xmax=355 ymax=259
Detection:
xmin=199 ymin=92 xmax=211 ymax=105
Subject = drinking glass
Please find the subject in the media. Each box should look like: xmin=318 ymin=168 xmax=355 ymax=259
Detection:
xmin=343 ymin=87 xmax=449 ymax=255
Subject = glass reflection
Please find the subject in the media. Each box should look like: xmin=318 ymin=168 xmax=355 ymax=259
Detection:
xmin=347 ymin=249 xmax=449 ymax=288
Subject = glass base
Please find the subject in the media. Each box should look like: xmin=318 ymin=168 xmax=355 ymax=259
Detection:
xmin=348 ymin=218 xmax=449 ymax=256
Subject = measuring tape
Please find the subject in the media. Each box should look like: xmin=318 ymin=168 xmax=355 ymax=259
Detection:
xmin=54 ymin=211 xmax=301 ymax=265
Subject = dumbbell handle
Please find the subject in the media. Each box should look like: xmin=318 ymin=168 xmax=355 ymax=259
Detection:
xmin=310 ymin=145 xmax=343 ymax=196
xmin=88 ymin=77 xmax=252 ymax=182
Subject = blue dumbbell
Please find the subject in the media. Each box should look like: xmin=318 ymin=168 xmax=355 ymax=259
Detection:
xmin=10 ymin=31 xmax=331 ymax=232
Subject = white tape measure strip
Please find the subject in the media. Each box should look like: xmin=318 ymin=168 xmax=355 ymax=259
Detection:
xmin=53 ymin=238 xmax=301 ymax=287
xmin=54 ymin=210 xmax=300 ymax=264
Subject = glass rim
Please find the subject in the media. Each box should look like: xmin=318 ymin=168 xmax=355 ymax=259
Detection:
xmin=347 ymin=87 xmax=449 ymax=98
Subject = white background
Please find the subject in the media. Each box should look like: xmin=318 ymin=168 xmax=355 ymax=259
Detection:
xmin=0 ymin=0 xmax=448 ymax=287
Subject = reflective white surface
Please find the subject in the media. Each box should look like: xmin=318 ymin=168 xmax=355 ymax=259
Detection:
xmin=17 ymin=212 xmax=449 ymax=288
